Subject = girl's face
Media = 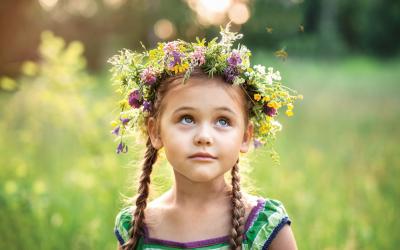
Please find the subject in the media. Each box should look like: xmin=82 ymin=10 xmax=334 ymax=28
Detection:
xmin=147 ymin=76 xmax=253 ymax=183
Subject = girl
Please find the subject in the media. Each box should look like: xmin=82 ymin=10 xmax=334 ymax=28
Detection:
xmin=109 ymin=24 xmax=301 ymax=250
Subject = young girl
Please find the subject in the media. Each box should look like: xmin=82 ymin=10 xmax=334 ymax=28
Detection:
xmin=109 ymin=24 xmax=301 ymax=250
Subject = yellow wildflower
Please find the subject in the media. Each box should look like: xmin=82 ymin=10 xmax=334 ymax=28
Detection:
xmin=268 ymin=101 xmax=281 ymax=109
xmin=119 ymin=99 xmax=129 ymax=109
xmin=286 ymin=110 xmax=294 ymax=117
xmin=262 ymin=96 xmax=270 ymax=102
xmin=253 ymin=93 xmax=262 ymax=101
xmin=110 ymin=120 xmax=119 ymax=127
xmin=297 ymin=94 xmax=304 ymax=100
xmin=287 ymin=103 xmax=294 ymax=110
xmin=260 ymin=122 xmax=270 ymax=134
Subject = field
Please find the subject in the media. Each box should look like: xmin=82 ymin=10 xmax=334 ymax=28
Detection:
xmin=1 ymin=50 xmax=399 ymax=249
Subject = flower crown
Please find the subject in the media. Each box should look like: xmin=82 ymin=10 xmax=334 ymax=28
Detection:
xmin=108 ymin=23 xmax=303 ymax=163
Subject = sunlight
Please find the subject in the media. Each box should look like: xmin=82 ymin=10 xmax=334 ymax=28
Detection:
xmin=228 ymin=2 xmax=250 ymax=24
xmin=38 ymin=0 xmax=58 ymax=11
xmin=185 ymin=0 xmax=250 ymax=26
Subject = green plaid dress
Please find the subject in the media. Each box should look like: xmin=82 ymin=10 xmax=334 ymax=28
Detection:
xmin=114 ymin=197 xmax=291 ymax=249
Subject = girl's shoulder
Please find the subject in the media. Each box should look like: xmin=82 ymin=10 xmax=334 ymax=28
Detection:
xmin=244 ymin=196 xmax=292 ymax=249
xmin=113 ymin=197 xmax=291 ymax=249
xmin=114 ymin=206 xmax=135 ymax=246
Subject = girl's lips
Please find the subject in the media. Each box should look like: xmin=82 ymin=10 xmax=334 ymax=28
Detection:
xmin=189 ymin=156 xmax=216 ymax=161
xmin=189 ymin=152 xmax=217 ymax=159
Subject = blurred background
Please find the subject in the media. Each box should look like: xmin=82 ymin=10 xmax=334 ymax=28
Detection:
xmin=1 ymin=0 xmax=399 ymax=249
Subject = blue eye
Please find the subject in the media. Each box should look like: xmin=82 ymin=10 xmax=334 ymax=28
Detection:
xmin=179 ymin=115 xmax=231 ymax=127
xmin=180 ymin=115 xmax=194 ymax=125
xmin=217 ymin=118 xmax=231 ymax=127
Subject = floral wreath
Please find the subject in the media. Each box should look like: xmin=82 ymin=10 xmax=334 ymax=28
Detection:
xmin=108 ymin=23 xmax=303 ymax=163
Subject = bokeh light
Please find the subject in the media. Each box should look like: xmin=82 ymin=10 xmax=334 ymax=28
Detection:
xmin=154 ymin=19 xmax=176 ymax=40
xmin=228 ymin=2 xmax=250 ymax=25
xmin=103 ymin=0 xmax=127 ymax=9
xmin=38 ymin=0 xmax=58 ymax=11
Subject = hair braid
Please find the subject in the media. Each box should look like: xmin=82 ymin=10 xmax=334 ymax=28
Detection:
xmin=229 ymin=158 xmax=245 ymax=250
xmin=123 ymin=138 xmax=158 ymax=250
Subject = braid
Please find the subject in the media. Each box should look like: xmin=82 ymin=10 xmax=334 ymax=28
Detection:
xmin=229 ymin=158 xmax=245 ymax=250
xmin=123 ymin=138 xmax=158 ymax=250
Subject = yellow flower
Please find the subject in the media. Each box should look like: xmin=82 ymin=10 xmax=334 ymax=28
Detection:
xmin=253 ymin=93 xmax=262 ymax=101
xmin=119 ymin=99 xmax=129 ymax=109
xmin=267 ymin=101 xmax=281 ymax=109
xmin=262 ymin=96 xmax=270 ymax=102
xmin=287 ymin=103 xmax=294 ymax=110
xmin=172 ymin=62 xmax=189 ymax=74
xmin=297 ymin=94 xmax=303 ymax=100
xmin=286 ymin=109 xmax=294 ymax=117
xmin=110 ymin=120 xmax=119 ymax=127
xmin=259 ymin=121 xmax=271 ymax=134
xmin=279 ymin=91 xmax=288 ymax=98
xmin=149 ymin=49 xmax=158 ymax=60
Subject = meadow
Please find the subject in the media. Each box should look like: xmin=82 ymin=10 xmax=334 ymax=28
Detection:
xmin=1 ymin=34 xmax=399 ymax=249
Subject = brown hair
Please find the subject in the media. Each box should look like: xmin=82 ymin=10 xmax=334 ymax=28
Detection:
xmin=122 ymin=68 xmax=254 ymax=250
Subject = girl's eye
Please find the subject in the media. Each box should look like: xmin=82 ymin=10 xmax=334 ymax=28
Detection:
xmin=217 ymin=117 xmax=231 ymax=127
xmin=180 ymin=115 xmax=194 ymax=125
xmin=179 ymin=115 xmax=231 ymax=127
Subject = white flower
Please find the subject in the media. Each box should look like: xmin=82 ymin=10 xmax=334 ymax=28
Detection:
xmin=233 ymin=77 xmax=245 ymax=85
xmin=271 ymin=120 xmax=282 ymax=133
xmin=266 ymin=67 xmax=282 ymax=84
xmin=254 ymin=64 xmax=266 ymax=74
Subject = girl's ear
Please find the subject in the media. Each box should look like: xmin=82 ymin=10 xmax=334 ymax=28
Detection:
xmin=147 ymin=117 xmax=163 ymax=150
xmin=240 ymin=121 xmax=254 ymax=153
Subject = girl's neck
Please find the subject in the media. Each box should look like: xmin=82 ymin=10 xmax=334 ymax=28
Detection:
xmin=165 ymin=172 xmax=232 ymax=209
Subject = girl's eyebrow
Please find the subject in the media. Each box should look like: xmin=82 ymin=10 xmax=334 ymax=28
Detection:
xmin=172 ymin=106 xmax=237 ymax=116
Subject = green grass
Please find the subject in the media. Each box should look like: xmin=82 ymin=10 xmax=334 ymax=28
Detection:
xmin=1 ymin=56 xmax=399 ymax=249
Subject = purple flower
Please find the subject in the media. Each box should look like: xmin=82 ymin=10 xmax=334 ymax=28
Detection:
xmin=140 ymin=68 xmax=157 ymax=85
xmin=116 ymin=141 xmax=128 ymax=154
xmin=227 ymin=52 xmax=242 ymax=67
xmin=163 ymin=41 xmax=184 ymax=69
xmin=143 ymin=100 xmax=152 ymax=112
xmin=263 ymin=103 xmax=277 ymax=117
xmin=112 ymin=126 xmax=120 ymax=136
xmin=128 ymin=89 xmax=142 ymax=108
xmin=223 ymin=66 xmax=239 ymax=83
xmin=168 ymin=50 xmax=183 ymax=68
xmin=253 ymin=139 xmax=263 ymax=148
xmin=120 ymin=117 xmax=131 ymax=125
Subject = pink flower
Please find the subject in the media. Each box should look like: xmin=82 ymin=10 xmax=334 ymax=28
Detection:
xmin=140 ymin=68 xmax=157 ymax=85
xmin=191 ymin=46 xmax=206 ymax=66
xmin=163 ymin=41 xmax=179 ymax=54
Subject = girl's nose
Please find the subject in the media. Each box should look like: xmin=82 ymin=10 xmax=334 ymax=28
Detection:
xmin=194 ymin=126 xmax=213 ymax=146
xmin=194 ymin=135 xmax=213 ymax=146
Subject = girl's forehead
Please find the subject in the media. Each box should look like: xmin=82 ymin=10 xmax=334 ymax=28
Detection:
xmin=162 ymin=77 xmax=245 ymax=113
